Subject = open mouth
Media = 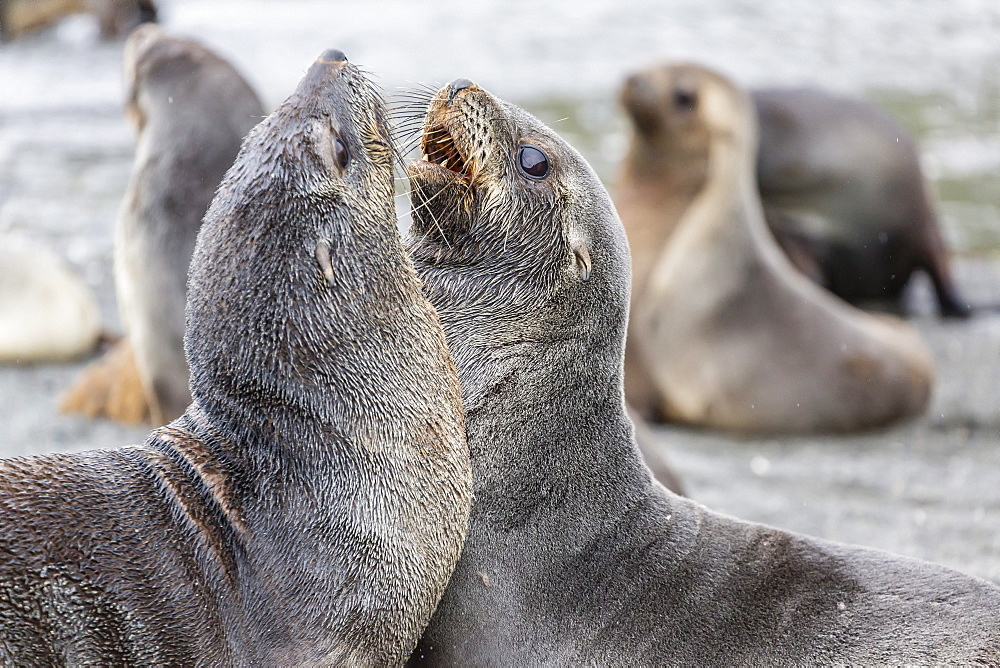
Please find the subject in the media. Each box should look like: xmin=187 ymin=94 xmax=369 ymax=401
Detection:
xmin=421 ymin=123 xmax=471 ymax=178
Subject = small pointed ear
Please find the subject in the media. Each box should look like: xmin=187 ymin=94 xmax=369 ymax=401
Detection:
xmin=573 ymin=243 xmax=591 ymax=282
xmin=315 ymin=239 xmax=335 ymax=286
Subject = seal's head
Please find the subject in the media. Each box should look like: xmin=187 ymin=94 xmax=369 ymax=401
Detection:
xmin=186 ymin=49 xmax=399 ymax=425
xmin=406 ymin=80 xmax=630 ymax=408
xmin=619 ymin=63 xmax=757 ymax=182
xmin=123 ymin=24 xmax=262 ymax=136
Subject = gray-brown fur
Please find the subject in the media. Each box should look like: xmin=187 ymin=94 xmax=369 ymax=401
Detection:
xmin=116 ymin=24 xmax=264 ymax=425
xmin=754 ymin=86 xmax=970 ymax=317
xmin=617 ymin=62 xmax=934 ymax=433
xmin=1 ymin=52 xmax=472 ymax=665
xmin=405 ymin=81 xmax=1000 ymax=665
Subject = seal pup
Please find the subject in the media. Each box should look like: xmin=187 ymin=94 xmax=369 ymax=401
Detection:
xmin=0 ymin=237 xmax=100 ymax=363
xmin=61 ymin=24 xmax=265 ymax=426
xmin=1 ymin=51 xmax=471 ymax=665
xmin=754 ymin=86 xmax=970 ymax=317
xmin=618 ymin=62 xmax=934 ymax=433
xmin=404 ymin=79 xmax=1000 ymax=665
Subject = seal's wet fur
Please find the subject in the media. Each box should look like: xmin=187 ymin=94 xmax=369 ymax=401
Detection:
xmin=405 ymin=81 xmax=1000 ymax=665
xmin=0 ymin=53 xmax=471 ymax=665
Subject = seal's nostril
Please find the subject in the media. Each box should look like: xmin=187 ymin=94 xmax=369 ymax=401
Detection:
xmin=448 ymin=78 xmax=475 ymax=100
xmin=320 ymin=48 xmax=348 ymax=64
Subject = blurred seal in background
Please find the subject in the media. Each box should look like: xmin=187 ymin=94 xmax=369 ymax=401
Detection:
xmin=61 ymin=25 xmax=264 ymax=425
xmin=617 ymin=62 xmax=934 ymax=434
xmin=754 ymin=86 xmax=970 ymax=317
xmin=0 ymin=0 xmax=157 ymax=41
xmin=0 ymin=238 xmax=100 ymax=364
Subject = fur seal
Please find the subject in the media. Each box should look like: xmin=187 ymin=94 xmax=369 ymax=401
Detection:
xmin=754 ymin=86 xmax=970 ymax=316
xmin=405 ymin=79 xmax=1000 ymax=665
xmin=1 ymin=51 xmax=472 ymax=665
xmin=0 ymin=0 xmax=156 ymax=41
xmin=617 ymin=62 xmax=934 ymax=433
xmin=61 ymin=24 xmax=265 ymax=426
xmin=0 ymin=238 xmax=100 ymax=363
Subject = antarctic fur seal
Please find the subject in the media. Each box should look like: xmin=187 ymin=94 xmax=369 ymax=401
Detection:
xmin=618 ymin=62 xmax=934 ymax=433
xmin=754 ymin=86 xmax=970 ymax=316
xmin=616 ymin=63 xmax=969 ymax=318
xmin=61 ymin=24 xmax=265 ymax=426
xmin=405 ymin=79 xmax=1000 ymax=665
xmin=1 ymin=51 xmax=472 ymax=665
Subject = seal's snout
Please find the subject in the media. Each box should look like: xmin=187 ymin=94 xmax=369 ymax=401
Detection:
xmin=621 ymin=72 xmax=653 ymax=108
xmin=319 ymin=48 xmax=348 ymax=64
xmin=448 ymin=78 xmax=475 ymax=101
xmin=620 ymin=72 xmax=663 ymax=135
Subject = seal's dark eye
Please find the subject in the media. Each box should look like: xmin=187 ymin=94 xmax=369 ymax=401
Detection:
xmin=334 ymin=136 xmax=349 ymax=170
xmin=673 ymin=89 xmax=697 ymax=111
xmin=517 ymin=144 xmax=550 ymax=180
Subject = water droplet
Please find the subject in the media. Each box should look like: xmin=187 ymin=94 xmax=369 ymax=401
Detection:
xmin=750 ymin=456 xmax=771 ymax=476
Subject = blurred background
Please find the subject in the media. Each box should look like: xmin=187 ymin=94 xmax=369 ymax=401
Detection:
xmin=1 ymin=0 xmax=999 ymax=579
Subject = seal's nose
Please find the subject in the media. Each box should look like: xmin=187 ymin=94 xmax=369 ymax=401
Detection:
xmin=320 ymin=48 xmax=348 ymax=64
xmin=448 ymin=78 xmax=475 ymax=101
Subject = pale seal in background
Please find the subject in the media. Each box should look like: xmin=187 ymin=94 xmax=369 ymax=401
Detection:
xmin=0 ymin=238 xmax=100 ymax=363
xmin=618 ymin=62 xmax=933 ymax=433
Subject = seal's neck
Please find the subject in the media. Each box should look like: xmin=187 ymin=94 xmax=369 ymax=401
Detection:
xmin=186 ymin=191 xmax=420 ymax=478
xmin=446 ymin=312 xmax=650 ymax=528
xmin=661 ymin=105 xmax=780 ymax=270
xmin=616 ymin=139 xmax=710 ymax=301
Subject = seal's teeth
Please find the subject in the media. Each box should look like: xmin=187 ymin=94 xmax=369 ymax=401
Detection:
xmin=441 ymin=159 xmax=449 ymax=169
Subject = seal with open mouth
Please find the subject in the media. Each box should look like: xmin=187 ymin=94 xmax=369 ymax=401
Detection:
xmin=617 ymin=62 xmax=935 ymax=433
xmin=0 ymin=52 xmax=471 ymax=665
xmin=404 ymin=79 xmax=1000 ymax=665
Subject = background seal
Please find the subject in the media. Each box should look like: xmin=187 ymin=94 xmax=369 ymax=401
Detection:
xmin=754 ymin=86 xmax=970 ymax=317
xmin=61 ymin=25 xmax=265 ymax=426
xmin=617 ymin=62 xmax=934 ymax=433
